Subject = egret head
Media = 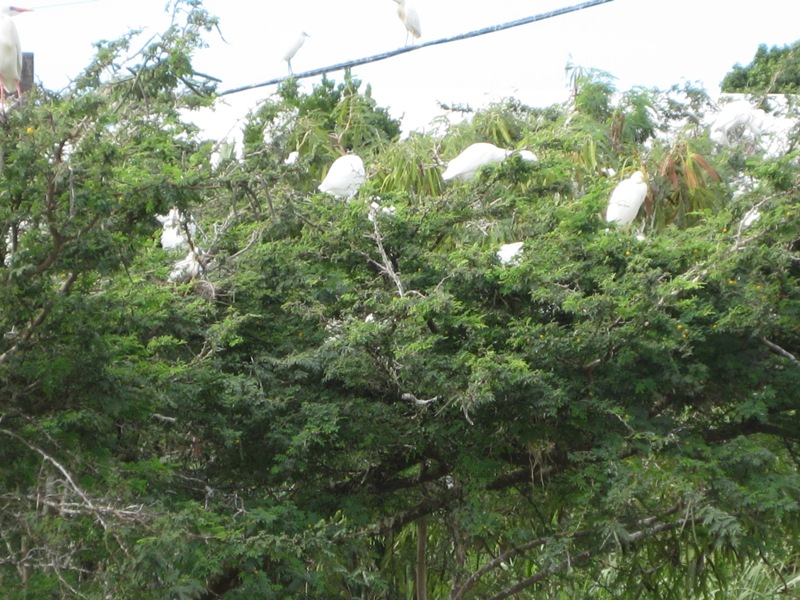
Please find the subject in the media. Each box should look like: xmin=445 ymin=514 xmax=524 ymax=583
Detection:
xmin=3 ymin=6 xmax=31 ymax=16
xmin=516 ymin=150 xmax=538 ymax=162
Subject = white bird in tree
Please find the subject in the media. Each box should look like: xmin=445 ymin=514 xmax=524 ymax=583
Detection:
xmin=169 ymin=250 xmax=203 ymax=283
xmin=0 ymin=6 xmax=30 ymax=110
xmin=318 ymin=154 xmax=366 ymax=200
xmin=606 ymin=171 xmax=648 ymax=226
xmin=517 ymin=150 xmax=538 ymax=163
xmin=741 ymin=207 xmax=761 ymax=229
xmin=392 ymin=0 xmax=420 ymax=46
xmin=442 ymin=143 xmax=535 ymax=182
xmin=709 ymin=99 xmax=765 ymax=146
xmin=156 ymin=208 xmax=196 ymax=251
xmin=497 ymin=242 xmax=524 ymax=265
xmin=283 ymin=32 xmax=309 ymax=75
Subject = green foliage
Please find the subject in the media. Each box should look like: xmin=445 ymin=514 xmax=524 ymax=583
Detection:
xmin=722 ymin=40 xmax=800 ymax=93
xmin=0 ymin=7 xmax=798 ymax=599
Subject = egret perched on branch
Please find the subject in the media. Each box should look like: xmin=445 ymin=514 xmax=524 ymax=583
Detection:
xmin=392 ymin=0 xmax=420 ymax=46
xmin=283 ymin=31 xmax=309 ymax=75
xmin=319 ymin=154 xmax=366 ymax=200
xmin=156 ymin=208 xmax=196 ymax=251
xmin=709 ymin=99 xmax=765 ymax=146
xmin=741 ymin=207 xmax=761 ymax=229
xmin=442 ymin=142 xmax=536 ymax=182
xmin=0 ymin=6 xmax=30 ymax=110
xmin=606 ymin=171 xmax=648 ymax=226
xmin=497 ymin=242 xmax=524 ymax=265
xmin=169 ymin=250 xmax=203 ymax=283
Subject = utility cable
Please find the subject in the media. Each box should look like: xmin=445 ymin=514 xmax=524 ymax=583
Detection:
xmin=219 ymin=0 xmax=616 ymax=96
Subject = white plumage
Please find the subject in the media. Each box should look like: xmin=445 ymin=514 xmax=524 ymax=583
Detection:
xmin=517 ymin=150 xmax=538 ymax=163
xmin=318 ymin=154 xmax=366 ymax=200
xmin=442 ymin=143 xmax=537 ymax=182
xmin=392 ymin=0 xmax=420 ymax=45
xmin=283 ymin=32 xmax=309 ymax=75
xmin=606 ymin=171 xmax=648 ymax=226
xmin=169 ymin=250 xmax=203 ymax=283
xmin=741 ymin=207 xmax=761 ymax=229
xmin=442 ymin=143 xmax=510 ymax=181
xmin=0 ymin=6 xmax=29 ymax=109
xmin=156 ymin=208 xmax=196 ymax=251
xmin=497 ymin=242 xmax=524 ymax=265
xmin=709 ymin=100 xmax=765 ymax=146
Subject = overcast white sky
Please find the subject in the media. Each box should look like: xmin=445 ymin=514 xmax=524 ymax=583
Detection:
xmin=17 ymin=0 xmax=800 ymax=140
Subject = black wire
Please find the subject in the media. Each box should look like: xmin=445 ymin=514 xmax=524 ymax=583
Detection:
xmin=219 ymin=0 xmax=616 ymax=96
xmin=31 ymin=0 xmax=103 ymax=8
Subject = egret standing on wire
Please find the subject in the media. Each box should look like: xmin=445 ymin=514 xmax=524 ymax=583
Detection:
xmin=0 ymin=6 xmax=30 ymax=110
xmin=283 ymin=31 xmax=309 ymax=75
xmin=606 ymin=171 xmax=648 ymax=226
xmin=392 ymin=0 xmax=420 ymax=46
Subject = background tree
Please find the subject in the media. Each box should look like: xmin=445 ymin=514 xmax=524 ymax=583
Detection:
xmin=722 ymin=40 xmax=800 ymax=94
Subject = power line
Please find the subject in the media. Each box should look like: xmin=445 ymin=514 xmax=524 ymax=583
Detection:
xmin=219 ymin=0 xmax=616 ymax=97
xmin=33 ymin=0 xmax=104 ymax=8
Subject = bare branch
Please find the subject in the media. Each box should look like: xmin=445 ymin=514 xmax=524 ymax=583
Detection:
xmin=0 ymin=272 xmax=79 ymax=364
xmin=484 ymin=517 xmax=689 ymax=600
xmin=0 ymin=427 xmax=108 ymax=531
xmin=762 ymin=336 xmax=800 ymax=366
xmin=487 ymin=551 xmax=593 ymax=600
xmin=370 ymin=212 xmax=405 ymax=297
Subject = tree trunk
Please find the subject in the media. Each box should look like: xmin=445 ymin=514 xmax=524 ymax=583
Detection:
xmin=415 ymin=516 xmax=428 ymax=600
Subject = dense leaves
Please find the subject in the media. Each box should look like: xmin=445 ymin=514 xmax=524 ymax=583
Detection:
xmin=1 ymin=5 xmax=798 ymax=598
xmin=722 ymin=40 xmax=800 ymax=93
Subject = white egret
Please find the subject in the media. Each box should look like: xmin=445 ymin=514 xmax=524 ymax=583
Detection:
xmin=0 ymin=6 xmax=30 ymax=110
xmin=600 ymin=166 xmax=617 ymax=177
xmin=283 ymin=32 xmax=309 ymax=75
xmin=156 ymin=208 xmax=196 ymax=251
xmin=741 ymin=207 xmax=761 ymax=229
xmin=709 ymin=100 xmax=765 ymax=146
xmin=284 ymin=150 xmax=299 ymax=165
xmin=318 ymin=154 xmax=366 ymax=200
xmin=606 ymin=171 xmax=648 ymax=226
xmin=497 ymin=242 xmax=524 ymax=265
xmin=392 ymin=0 xmax=420 ymax=46
xmin=169 ymin=250 xmax=203 ymax=283
xmin=442 ymin=143 xmax=537 ymax=182
xmin=442 ymin=143 xmax=510 ymax=182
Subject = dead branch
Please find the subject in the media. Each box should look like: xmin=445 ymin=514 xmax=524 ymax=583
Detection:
xmin=0 ymin=428 xmax=108 ymax=530
xmin=0 ymin=272 xmax=79 ymax=364
xmin=370 ymin=211 xmax=405 ymax=297
xmin=762 ymin=337 xmax=800 ymax=366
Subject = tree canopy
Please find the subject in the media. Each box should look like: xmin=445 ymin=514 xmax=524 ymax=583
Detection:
xmin=1 ymin=4 xmax=799 ymax=598
xmin=722 ymin=40 xmax=800 ymax=94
